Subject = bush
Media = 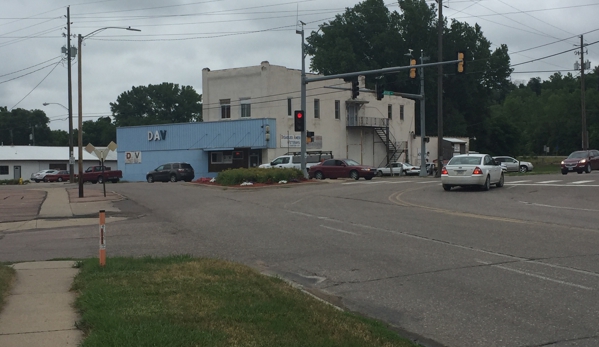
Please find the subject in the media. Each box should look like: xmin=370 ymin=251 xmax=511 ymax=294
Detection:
xmin=0 ymin=179 xmax=28 ymax=185
xmin=215 ymin=168 xmax=305 ymax=186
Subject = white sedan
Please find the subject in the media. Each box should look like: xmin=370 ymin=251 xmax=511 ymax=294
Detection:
xmin=441 ymin=154 xmax=504 ymax=191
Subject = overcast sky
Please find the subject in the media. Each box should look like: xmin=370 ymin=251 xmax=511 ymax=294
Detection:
xmin=2 ymin=0 xmax=598 ymax=132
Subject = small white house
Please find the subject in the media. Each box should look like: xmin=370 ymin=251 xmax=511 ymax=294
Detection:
xmin=0 ymin=145 xmax=117 ymax=181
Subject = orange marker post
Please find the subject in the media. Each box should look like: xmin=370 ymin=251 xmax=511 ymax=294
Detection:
xmin=99 ymin=210 xmax=106 ymax=267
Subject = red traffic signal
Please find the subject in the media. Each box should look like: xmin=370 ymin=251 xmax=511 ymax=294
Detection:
xmin=294 ymin=110 xmax=305 ymax=132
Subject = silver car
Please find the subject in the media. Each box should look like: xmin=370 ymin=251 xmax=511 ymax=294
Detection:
xmin=441 ymin=154 xmax=504 ymax=191
xmin=30 ymin=169 xmax=59 ymax=183
xmin=493 ymin=156 xmax=534 ymax=173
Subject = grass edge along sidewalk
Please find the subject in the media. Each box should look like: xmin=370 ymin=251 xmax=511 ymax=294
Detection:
xmin=72 ymin=256 xmax=422 ymax=347
xmin=0 ymin=264 xmax=15 ymax=313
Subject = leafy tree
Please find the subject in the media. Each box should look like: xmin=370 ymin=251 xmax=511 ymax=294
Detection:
xmin=305 ymin=0 xmax=513 ymax=153
xmin=0 ymin=107 xmax=53 ymax=145
xmin=81 ymin=117 xmax=116 ymax=146
xmin=50 ymin=130 xmax=69 ymax=146
xmin=110 ymin=83 xmax=202 ymax=127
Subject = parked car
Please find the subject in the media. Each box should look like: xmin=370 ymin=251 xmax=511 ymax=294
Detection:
xmin=376 ymin=162 xmax=404 ymax=176
xmin=30 ymin=169 xmax=59 ymax=183
xmin=43 ymin=170 xmax=70 ymax=182
xmin=441 ymin=154 xmax=504 ymax=191
xmin=402 ymin=163 xmax=421 ymax=176
xmin=308 ymin=159 xmax=376 ymax=180
xmin=79 ymin=166 xmax=123 ymax=184
xmin=146 ymin=162 xmax=195 ymax=183
xmin=561 ymin=149 xmax=599 ymax=174
xmin=492 ymin=156 xmax=534 ymax=173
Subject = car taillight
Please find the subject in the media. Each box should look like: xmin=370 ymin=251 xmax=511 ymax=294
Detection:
xmin=472 ymin=167 xmax=483 ymax=175
xmin=441 ymin=167 xmax=448 ymax=175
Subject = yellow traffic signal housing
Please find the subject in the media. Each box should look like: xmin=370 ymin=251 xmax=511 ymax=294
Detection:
xmin=409 ymin=59 xmax=417 ymax=79
xmin=457 ymin=51 xmax=465 ymax=73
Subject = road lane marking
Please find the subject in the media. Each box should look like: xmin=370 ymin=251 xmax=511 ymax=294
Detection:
xmin=508 ymin=180 xmax=531 ymax=184
xmin=505 ymin=183 xmax=599 ymax=187
xmin=417 ymin=181 xmax=439 ymax=184
xmin=320 ymin=225 xmax=358 ymax=235
xmin=476 ymin=260 xmax=593 ymax=290
xmin=518 ymin=201 xmax=599 ymax=212
xmin=570 ymin=180 xmax=595 ymax=184
xmin=536 ymin=180 xmax=562 ymax=184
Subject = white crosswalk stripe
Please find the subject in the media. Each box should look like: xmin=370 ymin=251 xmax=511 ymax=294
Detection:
xmin=536 ymin=180 xmax=562 ymax=184
xmin=569 ymin=180 xmax=595 ymax=184
xmin=508 ymin=180 xmax=532 ymax=184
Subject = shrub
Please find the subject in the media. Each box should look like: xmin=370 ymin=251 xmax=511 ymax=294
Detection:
xmin=215 ymin=168 xmax=305 ymax=186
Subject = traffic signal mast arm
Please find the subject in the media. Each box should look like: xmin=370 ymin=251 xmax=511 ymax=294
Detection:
xmin=304 ymin=59 xmax=462 ymax=84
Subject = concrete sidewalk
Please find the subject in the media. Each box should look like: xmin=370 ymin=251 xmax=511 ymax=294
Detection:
xmin=0 ymin=186 xmax=126 ymax=346
xmin=0 ymin=261 xmax=82 ymax=347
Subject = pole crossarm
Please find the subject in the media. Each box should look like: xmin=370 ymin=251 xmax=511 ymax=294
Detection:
xmin=305 ymin=59 xmax=461 ymax=84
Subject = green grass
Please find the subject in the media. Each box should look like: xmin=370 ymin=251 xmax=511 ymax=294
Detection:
xmin=73 ymin=256 xmax=419 ymax=347
xmin=0 ymin=263 xmax=16 ymax=313
xmin=506 ymin=156 xmax=562 ymax=175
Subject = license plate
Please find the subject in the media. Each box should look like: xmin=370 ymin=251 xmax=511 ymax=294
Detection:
xmin=455 ymin=170 xmax=465 ymax=175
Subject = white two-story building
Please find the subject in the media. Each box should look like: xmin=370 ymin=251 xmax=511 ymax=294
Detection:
xmin=202 ymin=61 xmax=416 ymax=168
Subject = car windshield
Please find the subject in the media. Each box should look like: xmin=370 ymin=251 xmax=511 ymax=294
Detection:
xmin=344 ymin=159 xmax=360 ymax=166
xmin=567 ymin=151 xmax=588 ymax=159
xmin=448 ymin=156 xmax=483 ymax=165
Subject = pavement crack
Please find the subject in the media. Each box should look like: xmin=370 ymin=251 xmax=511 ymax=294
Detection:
xmin=520 ymin=334 xmax=599 ymax=346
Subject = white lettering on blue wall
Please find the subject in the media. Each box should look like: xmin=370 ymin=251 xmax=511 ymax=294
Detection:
xmin=147 ymin=130 xmax=167 ymax=141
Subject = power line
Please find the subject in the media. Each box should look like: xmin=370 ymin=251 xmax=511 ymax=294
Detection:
xmin=0 ymin=57 xmax=63 ymax=84
xmin=10 ymin=59 xmax=62 ymax=110
xmin=0 ymin=55 xmax=63 ymax=78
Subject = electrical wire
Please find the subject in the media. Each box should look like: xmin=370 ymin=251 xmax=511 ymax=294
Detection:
xmin=9 ymin=59 xmax=63 ymax=110
xmin=0 ymin=57 xmax=63 ymax=84
xmin=0 ymin=55 xmax=63 ymax=78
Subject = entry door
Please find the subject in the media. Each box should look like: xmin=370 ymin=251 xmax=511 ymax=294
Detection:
xmin=13 ymin=166 xmax=21 ymax=179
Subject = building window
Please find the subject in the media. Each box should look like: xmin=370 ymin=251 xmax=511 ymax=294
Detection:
xmin=240 ymin=98 xmax=251 ymax=118
xmin=388 ymin=104 xmax=392 ymax=119
xmin=287 ymin=97 xmax=292 ymax=116
xmin=314 ymin=99 xmax=320 ymax=119
xmin=220 ymin=99 xmax=231 ymax=119
xmin=211 ymin=152 xmax=232 ymax=164
xmin=335 ymin=100 xmax=340 ymax=120
xmin=0 ymin=166 xmax=8 ymax=175
xmin=400 ymin=105 xmax=404 ymax=121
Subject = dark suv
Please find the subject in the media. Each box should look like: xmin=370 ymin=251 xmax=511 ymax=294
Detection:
xmin=146 ymin=162 xmax=195 ymax=183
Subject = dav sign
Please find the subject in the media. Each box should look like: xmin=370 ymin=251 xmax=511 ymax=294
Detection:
xmin=148 ymin=130 xmax=167 ymax=141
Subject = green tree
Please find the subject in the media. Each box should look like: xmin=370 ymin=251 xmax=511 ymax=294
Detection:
xmin=0 ymin=107 xmax=53 ymax=145
xmin=305 ymin=0 xmax=513 ymax=151
xmin=81 ymin=117 xmax=116 ymax=146
xmin=110 ymin=83 xmax=203 ymax=127
xmin=50 ymin=130 xmax=69 ymax=146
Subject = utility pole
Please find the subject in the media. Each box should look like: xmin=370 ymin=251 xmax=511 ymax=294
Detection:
xmin=436 ymin=0 xmax=443 ymax=177
xmin=419 ymin=49 xmax=427 ymax=177
xmin=297 ymin=21 xmax=307 ymax=178
xmin=67 ymin=6 xmax=75 ymax=183
xmin=580 ymin=35 xmax=588 ymax=150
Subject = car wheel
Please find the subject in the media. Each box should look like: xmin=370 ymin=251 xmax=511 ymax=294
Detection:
xmin=561 ymin=169 xmax=568 ymax=175
xmin=519 ymin=165 xmax=528 ymax=173
xmin=44 ymin=178 xmax=49 ymax=182
xmin=376 ymin=170 xmax=383 ymax=177
xmin=170 ymin=174 xmax=177 ymax=182
xmin=585 ymin=164 xmax=592 ymax=173
xmin=350 ymin=170 xmax=359 ymax=180
xmin=496 ymin=173 xmax=504 ymax=188
xmin=57 ymin=177 xmax=63 ymax=182
xmin=97 ymin=176 xmax=104 ymax=184
xmin=481 ymin=176 xmax=490 ymax=191
xmin=147 ymin=175 xmax=154 ymax=183
xmin=35 ymin=179 xmax=40 ymax=183
xmin=314 ymin=171 xmax=324 ymax=180
xmin=365 ymin=176 xmax=373 ymax=180
xmin=443 ymin=184 xmax=452 ymax=191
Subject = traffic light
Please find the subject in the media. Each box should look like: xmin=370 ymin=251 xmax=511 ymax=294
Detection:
xmin=409 ymin=58 xmax=417 ymax=79
xmin=294 ymin=110 xmax=305 ymax=132
xmin=375 ymin=82 xmax=384 ymax=100
xmin=307 ymin=131 xmax=314 ymax=143
xmin=351 ymin=80 xmax=359 ymax=99
xmin=457 ymin=51 xmax=465 ymax=74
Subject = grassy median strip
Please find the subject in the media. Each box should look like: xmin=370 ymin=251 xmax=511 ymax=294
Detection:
xmin=0 ymin=263 xmax=16 ymax=313
xmin=73 ymin=256 xmax=419 ymax=347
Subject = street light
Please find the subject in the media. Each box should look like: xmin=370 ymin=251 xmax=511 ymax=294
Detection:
xmin=77 ymin=26 xmax=140 ymax=198
xmin=43 ymin=102 xmax=75 ymax=183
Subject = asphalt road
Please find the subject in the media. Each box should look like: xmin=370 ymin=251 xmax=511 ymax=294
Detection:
xmin=1 ymin=172 xmax=598 ymax=347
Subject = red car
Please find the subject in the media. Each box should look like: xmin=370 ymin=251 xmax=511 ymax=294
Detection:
xmin=44 ymin=170 xmax=71 ymax=182
xmin=308 ymin=159 xmax=376 ymax=180
xmin=561 ymin=150 xmax=599 ymax=174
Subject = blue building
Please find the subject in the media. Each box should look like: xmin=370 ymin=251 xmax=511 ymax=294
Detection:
xmin=116 ymin=118 xmax=276 ymax=182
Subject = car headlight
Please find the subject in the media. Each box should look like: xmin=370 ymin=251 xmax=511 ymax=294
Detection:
xmin=361 ymin=168 xmax=371 ymax=171
xmin=580 ymin=159 xmax=587 ymax=164
xmin=561 ymin=161 xmax=565 ymax=165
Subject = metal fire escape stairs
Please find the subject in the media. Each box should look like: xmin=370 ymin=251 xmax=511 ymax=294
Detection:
xmin=374 ymin=127 xmax=405 ymax=167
